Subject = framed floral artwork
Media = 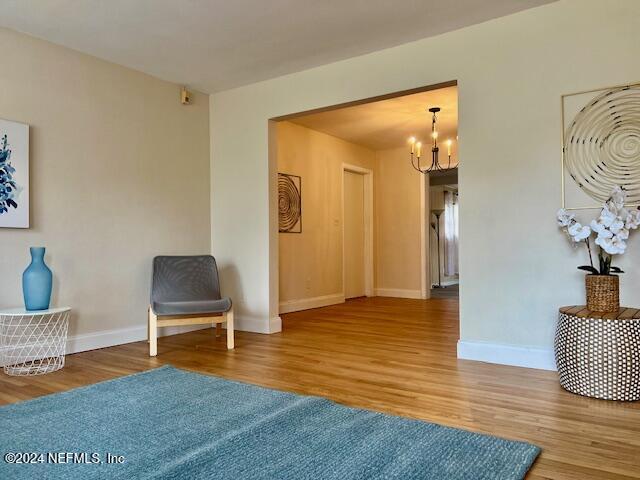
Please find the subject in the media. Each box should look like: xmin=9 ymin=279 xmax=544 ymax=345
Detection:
xmin=0 ymin=118 xmax=29 ymax=228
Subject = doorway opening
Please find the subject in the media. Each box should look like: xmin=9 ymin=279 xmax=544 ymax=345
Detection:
xmin=271 ymin=81 xmax=459 ymax=327
xmin=429 ymin=172 xmax=459 ymax=299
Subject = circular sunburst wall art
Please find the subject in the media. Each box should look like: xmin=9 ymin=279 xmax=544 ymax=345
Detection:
xmin=564 ymin=85 xmax=640 ymax=205
xmin=278 ymin=173 xmax=301 ymax=233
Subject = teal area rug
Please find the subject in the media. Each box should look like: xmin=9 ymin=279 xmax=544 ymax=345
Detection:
xmin=0 ymin=366 xmax=539 ymax=479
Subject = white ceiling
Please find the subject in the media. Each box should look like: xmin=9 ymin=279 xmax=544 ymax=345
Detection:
xmin=290 ymin=86 xmax=458 ymax=151
xmin=0 ymin=0 xmax=555 ymax=93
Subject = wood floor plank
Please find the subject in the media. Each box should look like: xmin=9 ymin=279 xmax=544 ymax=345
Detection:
xmin=0 ymin=296 xmax=638 ymax=479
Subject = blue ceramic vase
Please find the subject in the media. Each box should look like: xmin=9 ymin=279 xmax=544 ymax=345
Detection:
xmin=22 ymin=247 xmax=53 ymax=311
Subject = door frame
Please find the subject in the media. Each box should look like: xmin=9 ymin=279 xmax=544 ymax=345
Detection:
xmin=342 ymin=163 xmax=374 ymax=298
xmin=420 ymin=174 xmax=429 ymax=299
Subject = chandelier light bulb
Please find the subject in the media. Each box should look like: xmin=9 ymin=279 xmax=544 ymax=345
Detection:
xmin=408 ymin=136 xmax=416 ymax=154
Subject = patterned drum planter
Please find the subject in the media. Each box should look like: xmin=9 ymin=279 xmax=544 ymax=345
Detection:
xmin=555 ymin=306 xmax=640 ymax=401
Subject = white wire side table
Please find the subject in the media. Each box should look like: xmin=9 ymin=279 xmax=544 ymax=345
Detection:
xmin=0 ymin=307 xmax=71 ymax=376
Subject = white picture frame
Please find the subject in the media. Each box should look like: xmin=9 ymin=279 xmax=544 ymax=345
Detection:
xmin=0 ymin=118 xmax=29 ymax=228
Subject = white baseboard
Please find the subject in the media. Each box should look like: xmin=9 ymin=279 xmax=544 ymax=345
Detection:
xmin=269 ymin=315 xmax=282 ymax=333
xmin=0 ymin=314 xmax=283 ymax=366
xmin=0 ymin=324 xmax=211 ymax=365
xmin=66 ymin=325 xmax=145 ymax=354
xmin=457 ymin=340 xmax=556 ymax=371
xmin=67 ymin=324 xmax=210 ymax=355
xmin=374 ymin=288 xmax=424 ymax=299
xmin=279 ymin=293 xmax=345 ymax=314
xmin=231 ymin=314 xmax=282 ymax=334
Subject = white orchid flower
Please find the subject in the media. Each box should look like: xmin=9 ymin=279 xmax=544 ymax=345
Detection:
xmin=617 ymin=228 xmax=630 ymax=240
xmin=605 ymin=200 xmax=619 ymax=216
xmin=609 ymin=217 xmax=625 ymax=234
xmin=611 ymin=235 xmax=627 ymax=254
xmin=596 ymin=234 xmax=626 ymax=255
xmin=599 ymin=228 xmax=613 ymax=240
xmin=618 ymin=207 xmax=630 ymax=220
xmin=599 ymin=205 xmax=617 ymax=228
xmin=610 ymin=186 xmax=626 ymax=209
xmin=556 ymin=208 xmax=574 ymax=227
xmin=557 ymin=186 xmax=635 ymax=271
xmin=595 ymin=235 xmax=616 ymax=254
xmin=567 ymin=222 xmax=591 ymax=242
xmin=626 ymin=209 xmax=640 ymax=230
xmin=590 ymin=219 xmax=611 ymax=237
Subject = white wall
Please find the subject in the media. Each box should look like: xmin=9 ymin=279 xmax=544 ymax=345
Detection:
xmin=209 ymin=0 xmax=640 ymax=368
xmin=0 ymin=28 xmax=211 ymax=350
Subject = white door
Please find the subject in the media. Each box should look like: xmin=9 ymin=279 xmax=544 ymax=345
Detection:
xmin=344 ymin=171 xmax=365 ymax=299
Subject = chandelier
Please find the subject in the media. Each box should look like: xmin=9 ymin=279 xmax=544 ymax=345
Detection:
xmin=408 ymin=107 xmax=456 ymax=174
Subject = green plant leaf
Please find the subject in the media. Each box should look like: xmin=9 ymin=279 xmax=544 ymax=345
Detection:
xmin=578 ymin=265 xmax=599 ymax=274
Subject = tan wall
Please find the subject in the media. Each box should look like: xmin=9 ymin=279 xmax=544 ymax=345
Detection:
xmin=277 ymin=122 xmax=376 ymax=308
xmin=374 ymin=147 xmax=423 ymax=296
xmin=278 ymin=126 xmax=425 ymax=309
xmin=0 ymin=28 xmax=211 ymax=342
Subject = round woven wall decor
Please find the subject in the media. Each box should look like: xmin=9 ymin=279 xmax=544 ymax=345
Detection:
xmin=564 ymin=85 xmax=640 ymax=204
xmin=278 ymin=174 xmax=301 ymax=232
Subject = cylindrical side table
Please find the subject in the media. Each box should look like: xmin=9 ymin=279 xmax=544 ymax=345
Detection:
xmin=555 ymin=306 xmax=640 ymax=401
xmin=0 ymin=307 xmax=71 ymax=376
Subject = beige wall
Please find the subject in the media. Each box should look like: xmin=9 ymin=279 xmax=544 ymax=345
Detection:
xmin=277 ymin=124 xmax=426 ymax=310
xmin=375 ymin=147 xmax=424 ymax=296
xmin=211 ymin=0 xmax=640 ymax=368
xmin=277 ymin=121 xmax=376 ymax=310
xmin=0 ymin=28 xmax=211 ymax=345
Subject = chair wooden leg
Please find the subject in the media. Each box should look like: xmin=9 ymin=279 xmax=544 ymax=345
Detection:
xmin=215 ymin=322 xmax=222 ymax=338
xmin=149 ymin=307 xmax=158 ymax=357
xmin=226 ymin=308 xmax=234 ymax=350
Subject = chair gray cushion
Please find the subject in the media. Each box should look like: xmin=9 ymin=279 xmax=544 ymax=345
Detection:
xmin=151 ymin=256 xmax=232 ymax=316
xmin=152 ymin=297 xmax=232 ymax=316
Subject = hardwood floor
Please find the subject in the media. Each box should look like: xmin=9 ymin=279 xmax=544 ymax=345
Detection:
xmin=1 ymin=297 xmax=639 ymax=479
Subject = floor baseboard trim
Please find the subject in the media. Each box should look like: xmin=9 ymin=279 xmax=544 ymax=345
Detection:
xmin=69 ymin=314 xmax=281 ymax=354
xmin=229 ymin=314 xmax=281 ymax=334
xmin=457 ymin=340 xmax=556 ymax=371
xmin=0 ymin=323 xmax=211 ymax=365
xmin=374 ymin=288 xmax=423 ymax=299
xmin=269 ymin=315 xmax=282 ymax=334
xmin=66 ymin=324 xmax=210 ymax=355
xmin=279 ymin=293 xmax=345 ymax=314
xmin=1 ymin=314 xmax=280 ymax=366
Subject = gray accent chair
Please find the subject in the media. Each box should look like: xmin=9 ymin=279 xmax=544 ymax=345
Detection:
xmin=148 ymin=255 xmax=234 ymax=356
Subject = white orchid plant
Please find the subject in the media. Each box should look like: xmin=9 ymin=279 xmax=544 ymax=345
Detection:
xmin=557 ymin=186 xmax=640 ymax=275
